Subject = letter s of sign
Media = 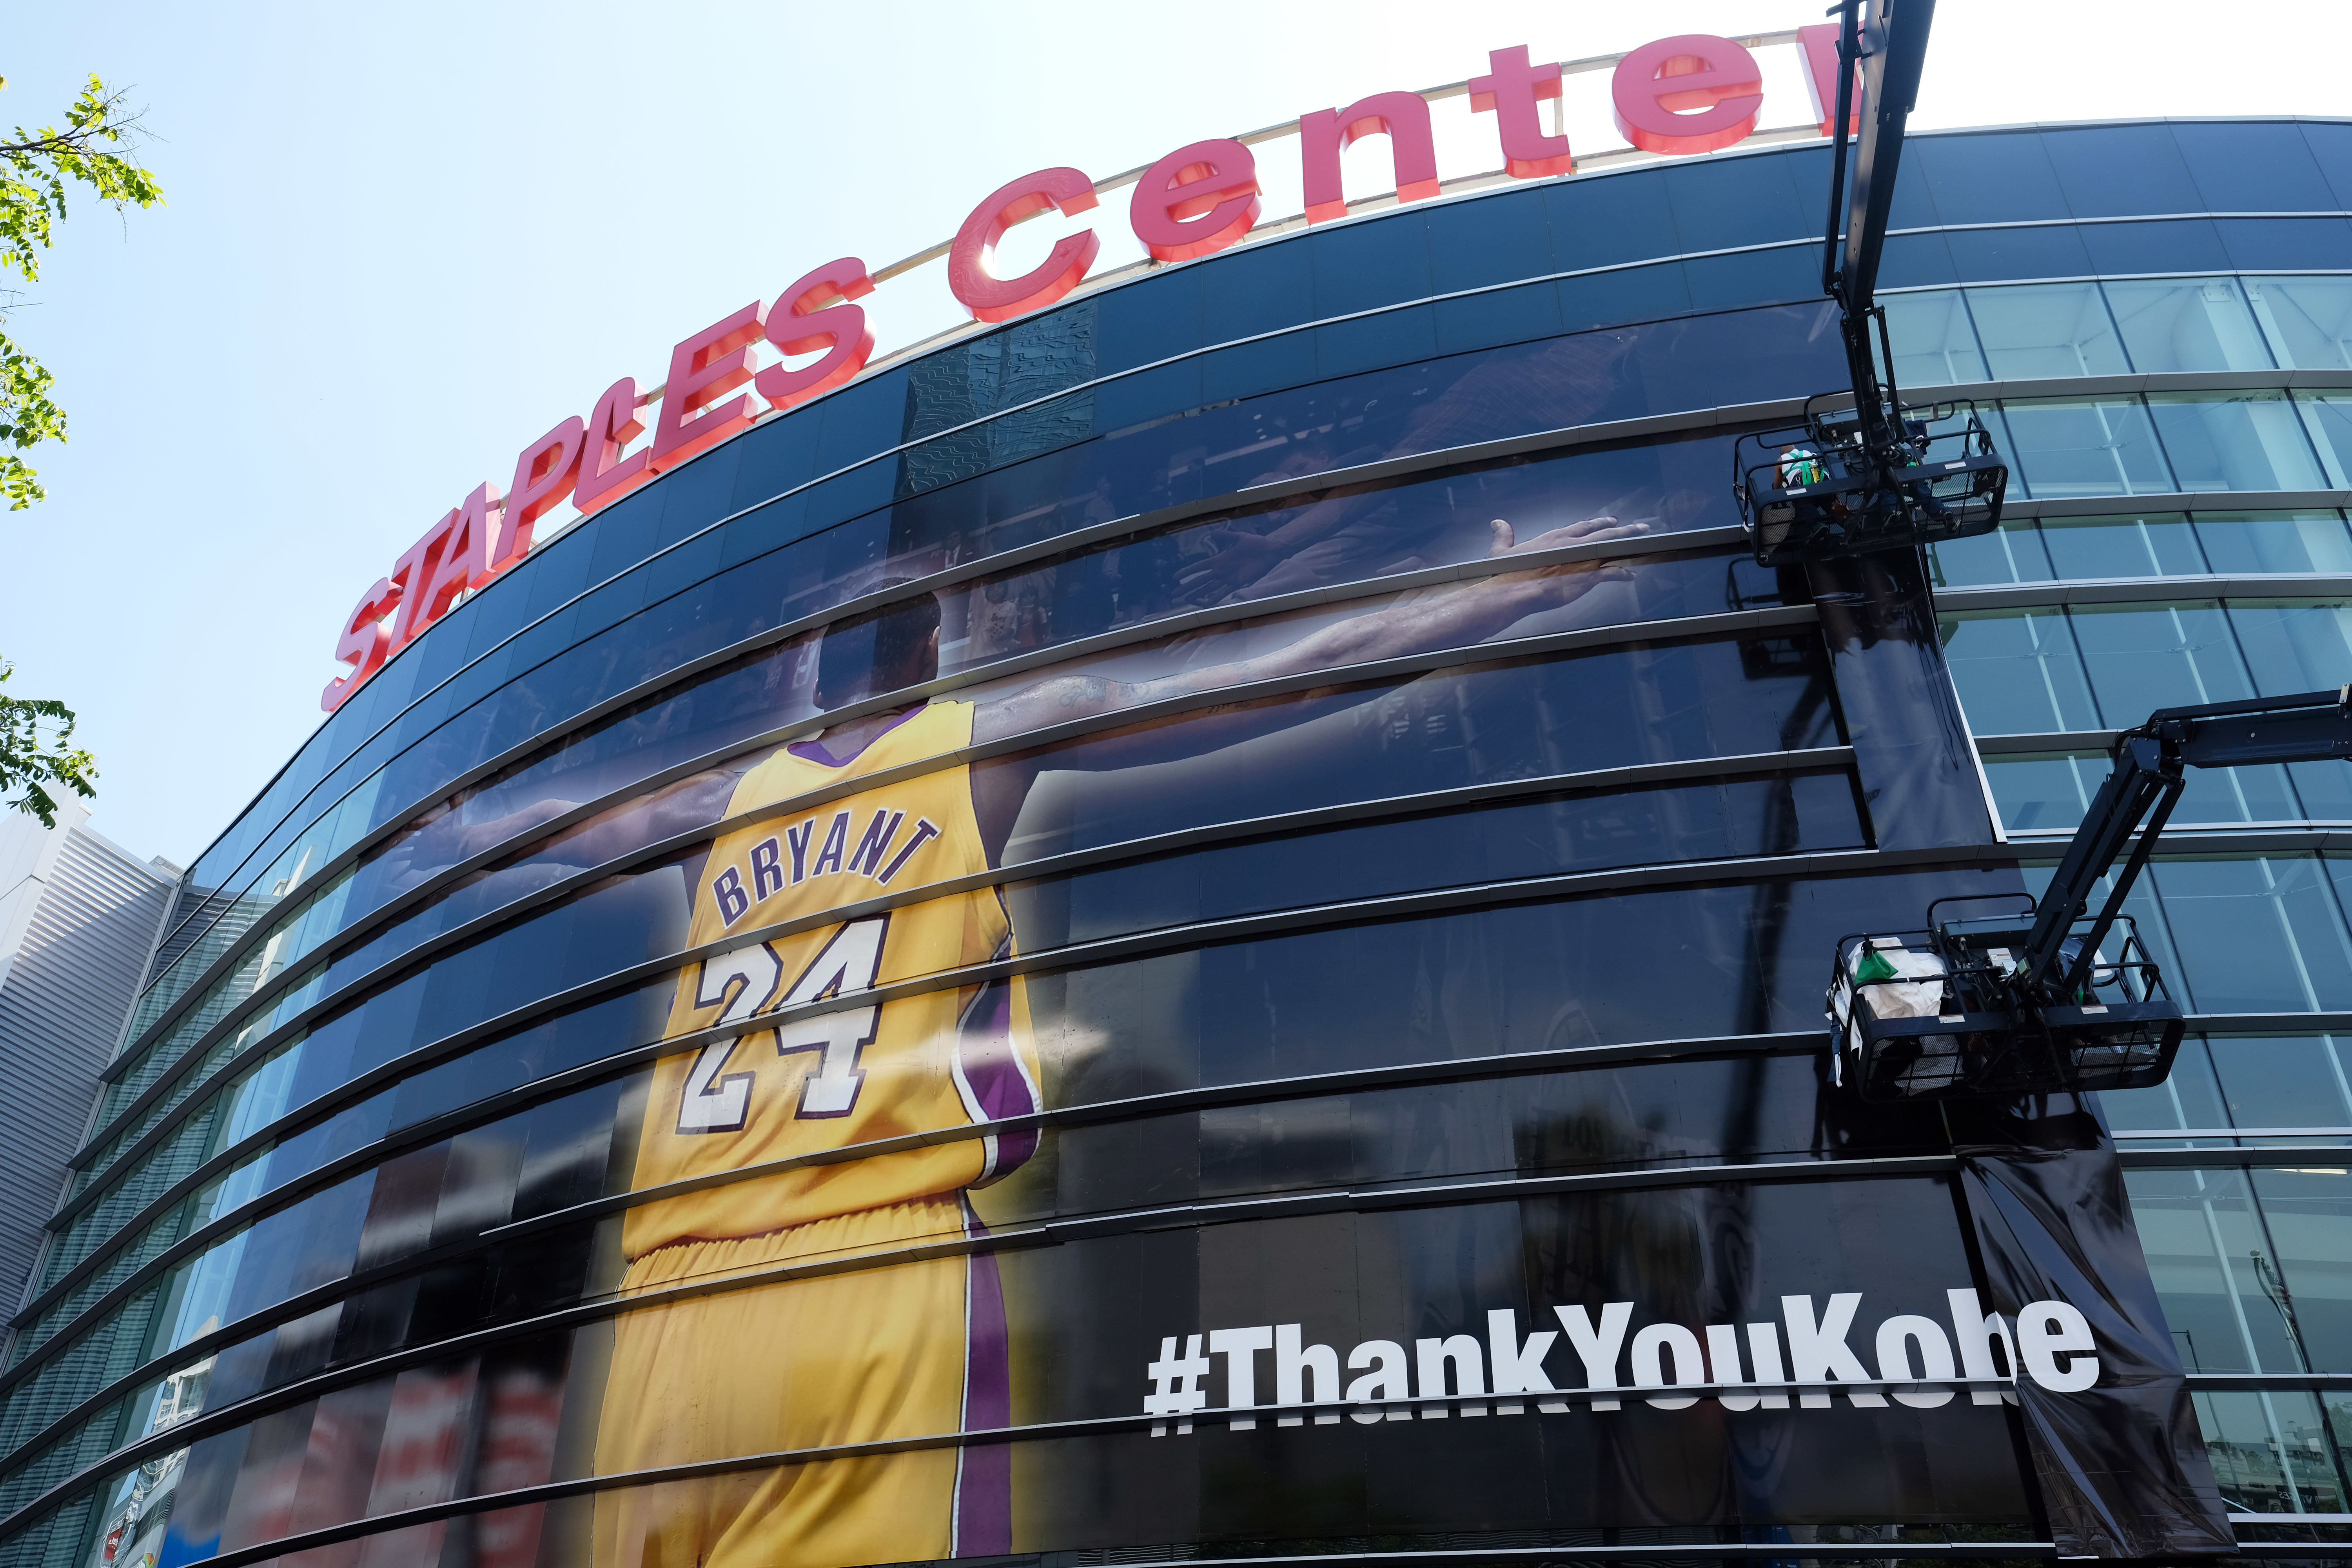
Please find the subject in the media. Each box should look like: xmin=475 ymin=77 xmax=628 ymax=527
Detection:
xmin=757 ymin=259 xmax=878 ymax=415
xmin=677 ymin=941 xmax=786 ymax=1134
xmin=947 ymin=167 xmax=1100 ymax=325
xmin=322 ymin=576 xmax=404 ymax=713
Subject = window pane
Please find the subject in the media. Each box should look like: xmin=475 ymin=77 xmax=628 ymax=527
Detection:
xmin=2148 ymin=393 xmax=2328 ymax=494
xmin=2127 ymin=1167 xmax=2302 ymax=1372
xmin=2225 ymin=600 xmax=2352 ymax=699
xmin=2038 ymin=512 xmax=2204 ymax=580
xmin=2195 ymin=510 xmax=2352 ymax=576
xmin=1878 ymin=289 xmax=1987 ymax=386
xmin=2252 ymin=1169 xmax=2352 ymax=1374
xmin=1925 ymin=519 xmax=2051 ymax=586
xmin=2101 ymin=1034 xmax=2229 ymax=1134
xmin=2209 ymin=1038 xmax=2352 ymax=1131
xmin=2148 ymin=855 xmax=2352 ymax=1014
xmin=1967 ymin=282 xmax=2129 ymax=379
xmin=1999 ymin=397 xmax=2176 ymax=498
xmin=2197 ymin=1388 xmax=2348 ymax=1512
xmin=2247 ymin=276 xmax=2352 ymax=371
xmin=2103 ymin=278 xmax=2275 ymax=373
xmin=2296 ymin=392 xmax=2352 ymax=490
xmin=2067 ymin=602 xmax=2254 ymax=722
xmin=1982 ymin=752 xmax=2098 ymax=832
xmin=1937 ymin=609 xmax=2099 ymax=732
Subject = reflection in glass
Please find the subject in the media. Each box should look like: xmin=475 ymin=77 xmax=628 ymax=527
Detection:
xmin=1926 ymin=521 xmax=2052 ymax=587
xmin=1998 ymin=397 xmax=2175 ymax=498
xmin=2195 ymin=511 xmax=2352 ymax=576
xmin=2295 ymin=392 xmax=2352 ymax=490
xmin=2038 ymin=512 xmax=2204 ymax=580
xmin=1967 ymin=283 xmax=2129 ymax=379
xmin=2125 ymin=1167 xmax=2303 ymax=1373
xmin=2207 ymin=1039 xmax=2352 ymax=1135
xmin=2103 ymin=278 xmax=2274 ymax=374
xmin=2067 ymin=601 xmax=2253 ymax=721
xmin=1985 ymin=753 xmax=2302 ymax=833
xmin=2247 ymin=276 xmax=2352 ymax=370
xmin=2146 ymin=393 xmax=2328 ymax=494
xmin=2253 ymin=1168 xmax=2352 ymax=1373
xmin=2195 ymin=1388 xmax=2345 ymax=1513
xmin=1878 ymin=289 xmax=1987 ymax=386
xmin=2100 ymin=1034 xmax=2229 ymax=1137
xmin=1938 ymin=610 xmax=2098 ymax=733
xmin=2150 ymin=856 xmax=2352 ymax=1014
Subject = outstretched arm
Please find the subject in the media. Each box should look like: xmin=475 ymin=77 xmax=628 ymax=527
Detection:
xmin=972 ymin=514 xmax=1646 ymax=746
xmin=376 ymin=767 xmax=746 ymax=895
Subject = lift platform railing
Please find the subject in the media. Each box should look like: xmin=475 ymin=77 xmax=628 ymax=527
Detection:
xmin=1727 ymin=0 xmax=2013 ymax=569
xmin=1733 ymin=393 xmax=2007 ymax=567
xmin=1829 ymin=905 xmax=2183 ymax=1103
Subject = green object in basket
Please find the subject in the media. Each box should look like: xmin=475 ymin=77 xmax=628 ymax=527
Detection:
xmin=1855 ymin=946 xmax=1900 ymax=984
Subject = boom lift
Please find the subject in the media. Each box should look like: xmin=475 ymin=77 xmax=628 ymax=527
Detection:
xmin=1731 ymin=0 xmax=2008 ymax=567
xmin=1831 ymin=689 xmax=2352 ymax=1101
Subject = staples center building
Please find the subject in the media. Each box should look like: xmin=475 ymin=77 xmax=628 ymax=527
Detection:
xmin=11 ymin=38 xmax=2352 ymax=1568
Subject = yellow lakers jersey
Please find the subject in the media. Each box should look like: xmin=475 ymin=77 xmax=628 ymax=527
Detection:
xmin=624 ymin=700 xmax=1042 ymax=1259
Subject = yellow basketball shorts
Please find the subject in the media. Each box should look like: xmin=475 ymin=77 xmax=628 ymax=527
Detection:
xmin=591 ymin=1196 xmax=1013 ymax=1568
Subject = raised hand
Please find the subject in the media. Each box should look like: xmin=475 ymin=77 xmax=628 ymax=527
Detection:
xmin=1485 ymin=514 xmax=1649 ymax=558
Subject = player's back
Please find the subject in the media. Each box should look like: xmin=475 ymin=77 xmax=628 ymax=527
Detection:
xmin=622 ymin=699 xmax=1039 ymax=1263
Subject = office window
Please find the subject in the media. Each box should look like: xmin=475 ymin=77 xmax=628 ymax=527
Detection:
xmin=2247 ymin=276 xmax=2352 ymax=371
xmin=1938 ymin=608 xmax=2099 ymax=733
xmin=2104 ymin=278 xmax=2275 ymax=374
xmin=2147 ymin=393 xmax=2328 ymax=494
xmin=2193 ymin=511 xmax=2352 ymax=576
xmin=1999 ymin=397 xmax=2175 ymax=499
xmin=2038 ymin=512 xmax=2204 ymax=580
xmin=2296 ymin=392 xmax=2352 ymax=490
xmin=1878 ymin=289 xmax=1987 ymax=386
xmin=1967 ymin=282 xmax=2129 ymax=379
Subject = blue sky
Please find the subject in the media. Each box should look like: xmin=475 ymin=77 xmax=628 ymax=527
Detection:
xmin=4 ymin=0 xmax=2347 ymax=867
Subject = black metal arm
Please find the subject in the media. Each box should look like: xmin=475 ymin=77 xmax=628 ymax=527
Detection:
xmin=1821 ymin=0 xmax=1937 ymax=461
xmin=2019 ymin=687 xmax=2352 ymax=999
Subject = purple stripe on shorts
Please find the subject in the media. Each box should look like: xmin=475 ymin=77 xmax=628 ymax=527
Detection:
xmin=957 ymin=1212 xmax=1013 ymax=1557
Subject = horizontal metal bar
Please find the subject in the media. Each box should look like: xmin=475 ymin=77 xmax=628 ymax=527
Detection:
xmin=1938 ymin=573 xmax=2352 ymax=612
xmin=62 ymin=596 xmax=1820 ymax=1253
xmin=93 ymin=515 xmax=1756 ymax=1120
xmin=483 ymin=1025 xmax=1835 ymax=1247
xmin=1974 ymin=730 xmax=2123 ymax=755
xmin=76 ymin=524 xmax=1769 ymax=1189
xmin=11 ymin=828 xmax=1930 ymax=1395
xmin=170 ymin=220 xmax=2349 ymax=987
xmin=2000 ymin=488 xmax=2352 ymax=521
xmin=2184 ymin=1014 xmax=2352 ymax=1033
xmin=2113 ymin=1127 xmax=2352 ymax=1140
xmin=0 ymin=1029 xmax=1847 ymax=1484
xmin=23 ymin=744 xmax=1849 ymax=1333
xmin=2115 ymin=1144 xmax=2352 ymax=1169
xmin=0 ymin=1154 xmax=1956 ymax=1538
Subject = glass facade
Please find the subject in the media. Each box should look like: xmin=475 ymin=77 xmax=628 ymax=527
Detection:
xmin=7 ymin=116 xmax=2352 ymax=1568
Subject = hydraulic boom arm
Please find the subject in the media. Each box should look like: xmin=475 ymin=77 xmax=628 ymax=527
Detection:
xmin=1819 ymin=0 xmax=1936 ymax=456
xmin=1731 ymin=0 xmax=2007 ymax=566
xmin=2020 ymin=687 xmax=2352 ymax=1002
xmin=1830 ymin=687 xmax=2352 ymax=1102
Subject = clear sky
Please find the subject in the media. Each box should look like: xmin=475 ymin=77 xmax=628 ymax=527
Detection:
xmin=3 ymin=0 xmax=2347 ymax=869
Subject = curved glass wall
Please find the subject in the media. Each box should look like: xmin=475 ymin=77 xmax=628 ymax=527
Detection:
xmin=9 ymin=116 xmax=2352 ymax=1568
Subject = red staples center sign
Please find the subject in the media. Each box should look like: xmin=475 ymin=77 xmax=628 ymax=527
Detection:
xmin=319 ymin=25 xmax=1858 ymax=714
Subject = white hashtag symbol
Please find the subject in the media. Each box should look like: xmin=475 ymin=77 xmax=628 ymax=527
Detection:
xmin=1144 ymin=1334 xmax=1213 ymax=1435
